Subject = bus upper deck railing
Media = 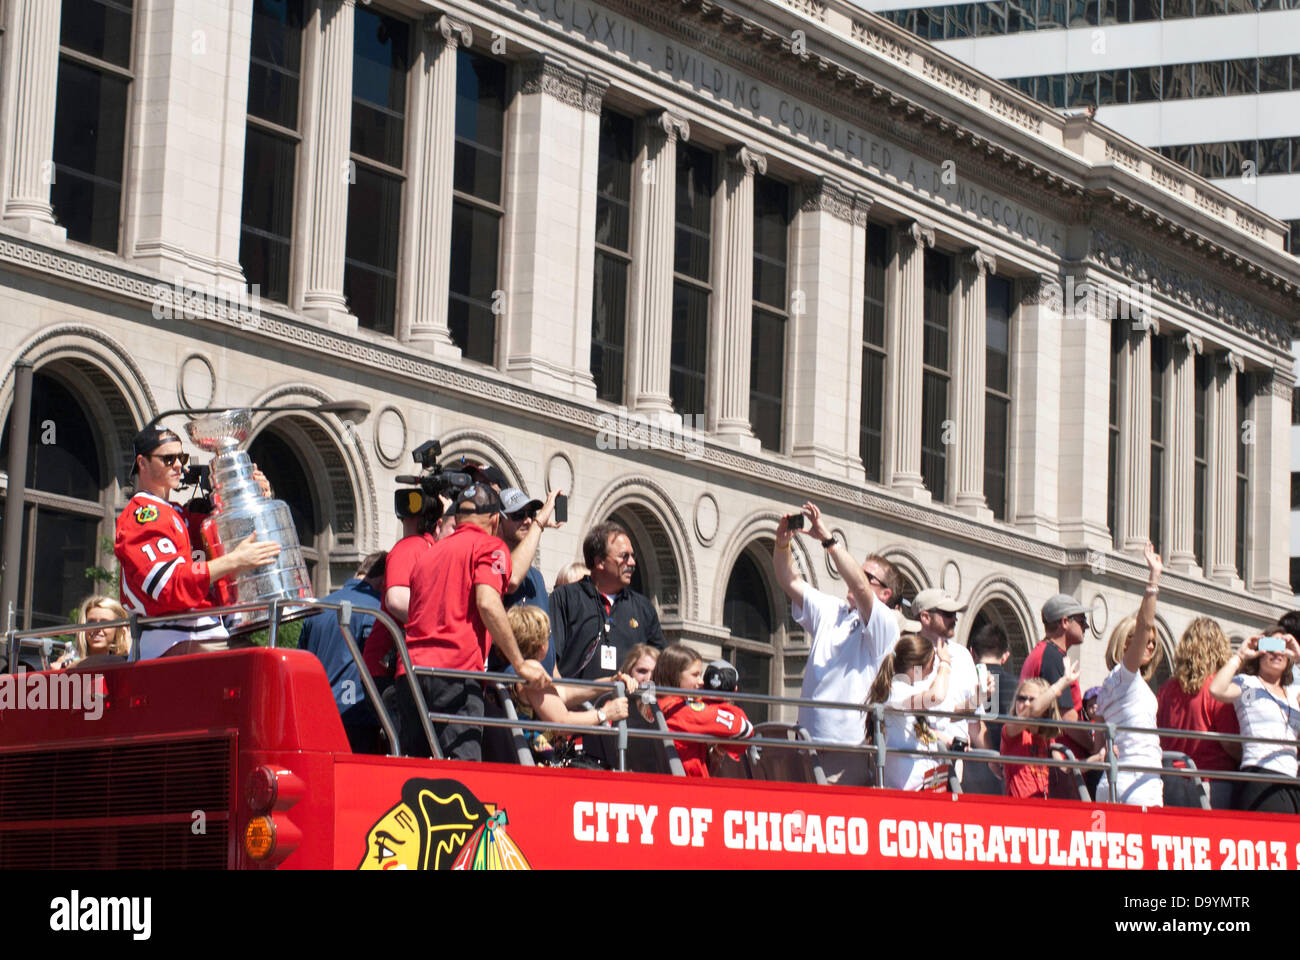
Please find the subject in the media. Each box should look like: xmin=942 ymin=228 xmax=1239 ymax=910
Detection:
xmin=7 ymin=597 xmax=1300 ymax=801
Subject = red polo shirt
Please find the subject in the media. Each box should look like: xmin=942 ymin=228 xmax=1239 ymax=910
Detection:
xmin=401 ymin=523 xmax=511 ymax=674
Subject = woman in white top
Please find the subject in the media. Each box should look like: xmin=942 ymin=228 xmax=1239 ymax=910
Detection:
xmin=865 ymin=634 xmax=952 ymax=791
xmin=1209 ymin=627 xmax=1300 ymax=814
xmin=1094 ymin=543 xmax=1166 ymax=807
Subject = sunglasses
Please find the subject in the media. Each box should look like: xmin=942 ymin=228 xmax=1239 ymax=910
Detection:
xmin=1071 ymin=614 xmax=1090 ymax=628
xmin=506 ymin=509 xmax=537 ymax=522
xmin=1015 ymin=695 xmax=1035 ymax=704
xmin=150 ymin=452 xmax=190 ymax=468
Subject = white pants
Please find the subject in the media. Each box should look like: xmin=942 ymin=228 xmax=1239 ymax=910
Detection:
xmin=139 ymin=618 xmax=228 ymax=660
xmin=1096 ymin=770 xmax=1163 ymax=807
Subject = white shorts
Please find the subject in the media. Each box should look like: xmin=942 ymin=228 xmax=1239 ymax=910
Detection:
xmin=139 ymin=619 xmax=228 ymax=660
xmin=1096 ymin=770 xmax=1163 ymax=807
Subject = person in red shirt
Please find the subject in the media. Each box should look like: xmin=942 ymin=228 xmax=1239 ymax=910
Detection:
xmin=1022 ymin=594 xmax=1091 ymax=763
xmin=393 ymin=483 xmax=546 ymax=760
xmin=652 ymin=644 xmax=753 ymax=778
xmin=1156 ymin=616 xmax=1241 ymax=809
xmin=116 ymin=427 xmax=279 ymax=659
xmin=999 ymin=659 xmax=1081 ymax=799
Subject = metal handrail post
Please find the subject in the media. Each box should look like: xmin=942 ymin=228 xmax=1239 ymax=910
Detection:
xmin=128 ymin=612 xmax=142 ymax=663
xmin=872 ymin=703 xmax=886 ymax=788
xmin=5 ymin=622 xmax=17 ymax=674
xmin=1106 ymin=722 xmax=1119 ymax=800
xmin=615 ymin=678 xmax=628 ymax=772
xmin=267 ymin=598 xmax=280 ymax=649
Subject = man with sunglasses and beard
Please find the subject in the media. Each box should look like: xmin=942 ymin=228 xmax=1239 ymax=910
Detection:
xmin=1022 ymin=594 xmax=1093 ymax=764
xmin=115 ymin=427 xmax=280 ymax=659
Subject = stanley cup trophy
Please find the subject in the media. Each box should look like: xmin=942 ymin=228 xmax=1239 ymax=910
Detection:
xmin=186 ymin=410 xmax=314 ymax=633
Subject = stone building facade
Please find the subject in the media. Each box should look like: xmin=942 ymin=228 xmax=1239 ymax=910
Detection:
xmin=2 ymin=0 xmax=1299 ymax=715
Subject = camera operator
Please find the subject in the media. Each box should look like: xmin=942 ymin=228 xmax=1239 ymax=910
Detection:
xmin=486 ymin=486 xmax=564 ymax=676
xmin=395 ymin=483 xmax=547 ymax=760
xmin=116 ymin=426 xmax=279 ymax=659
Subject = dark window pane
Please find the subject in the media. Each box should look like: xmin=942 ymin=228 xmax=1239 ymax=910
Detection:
xmin=0 ymin=374 xmax=101 ymax=499
xmin=1259 ymin=137 xmax=1289 ymax=174
xmin=1130 ymin=66 xmax=1163 ymax=102
xmin=750 ymin=309 xmax=786 ymax=450
xmin=239 ymin=126 xmax=296 ymax=303
xmin=1045 ymin=75 xmax=1068 ymax=108
xmin=986 ymin=277 xmax=1012 ymax=394
xmin=247 ymin=0 xmax=304 ymax=127
xmin=1226 ymin=59 xmax=1257 ymax=95
xmin=595 ymin=111 xmax=634 ymax=252
xmin=864 ymin=223 xmax=888 ymax=347
xmin=1069 ymin=72 xmax=1098 ymax=107
xmin=978 ymin=2 xmax=1009 ymax=34
xmin=723 ymin=552 xmax=773 ymax=725
xmin=1225 ymin=0 xmax=1255 ymax=9
xmin=1260 ymin=56 xmax=1291 ymax=92
xmin=1196 ymin=143 xmax=1225 ymax=178
xmin=1194 ymin=0 xmax=1224 ymax=11
xmin=1167 ymin=143 xmax=1195 ymax=173
xmin=921 ymin=372 xmax=949 ymax=501
xmin=447 ymin=200 xmax=500 ymax=362
xmin=1165 ymin=0 xmax=1194 ymax=15
xmin=670 ymin=283 xmax=709 ymax=418
xmin=1193 ymin=61 xmax=1226 ymax=97
xmin=248 ymin=430 xmax=317 ymax=545
xmin=1291 ymin=557 xmax=1300 ymax=595
xmin=28 ymin=509 xmax=99 ymax=631
xmin=1131 ymin=0 xmax=1161 ymax=19
xmin=752 ymin=178 xmax=788 ymax=309
xmin=923 ymin=250 xmax=952 ymax=371
xmin=454 ymin=51 xmax=507 ymax=203
xmin=52 ymin=59 xmax=129 ymax=250
xmin=1069 ymin=0 xmax=1093 ymax=23
xmin=60 ymin=0 xmax=133 ymax=68
xmin=344 ymin=166 xmax=402 ymax=335
xmin=1099 ymin=0 xmax=1121 ymax=21
xmin=1292 ymin=472 xmax=1300 ymax=509
xmin=1292 ymin=386 xmax=1300 ymax=425
xmin=947 ymin=3 xmax=976 ymax=36
xmin=591 ymin=251 xmax=628 ymax=404
xmin=1008 ymin=0 xmax=1038 ymax=28
xmin=1294 ymin=139 xmax=1300 ymax=173
xmin=985 ymin=396 xmax=1009 ymax=520
xmin=1098 ymin=69 xmax=1130 ymax=104
xmin=674 ymin=145 xmax=714 ymax=283
xmin=1224 ymin=140 xmax=1256 ymax=177
xmin=1150 ymin=447 xmax=1164 ymax=550
xmin=1163 ymin=63 xmax=1193 ymax=99
xmin=861 ymin=347 xmax=885 ymax=482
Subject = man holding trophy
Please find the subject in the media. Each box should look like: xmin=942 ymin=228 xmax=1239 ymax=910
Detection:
xmin=116 ymin=425 xmax=282 ymax=659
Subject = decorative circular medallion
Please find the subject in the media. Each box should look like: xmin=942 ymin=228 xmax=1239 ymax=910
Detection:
xmin=373 ymin=406 xmax=407 ymax=468
xmin=178 ymin=353 xmax=215 ymax=410
xmin=693 ymin=493 xmax=719 ymax=546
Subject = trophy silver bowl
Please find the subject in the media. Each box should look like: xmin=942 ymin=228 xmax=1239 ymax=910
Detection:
xmin=186 ymin=409 xmax=314 ymax=634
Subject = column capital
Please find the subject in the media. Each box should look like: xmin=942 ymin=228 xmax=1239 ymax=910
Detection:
xmin=964 ymin=247 xmax=996 ymax=277
xmin=797 ymin=177 xmax=871 ymax=226
xmin=898 ymin=220 xmax=936 ymax=250
xmin=1218 ymin=350 xmax=1244 ymax=374
xmin=727 ymin=145 xmax=767 ymax=177
xmin=520 ymin=52 xmax=590 ymax=111
xmin=645 ymin=110 xmax=690 ymax=143
xmin=582 ymin=72 xmax=610 ymax=114
xmin=1019 ymin=275 xmax=1056 ymax=306
xmin=1180 ymin=331 xmax=1202 ymax=355
xmin=425 ymin=13 xmax=473 ymax=48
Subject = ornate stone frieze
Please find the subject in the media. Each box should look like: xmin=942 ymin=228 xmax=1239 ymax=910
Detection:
xmin=1103 ymin=140 xmax=1142 ymax=172
xmin=784 ymin=0 xmax=827 ymax=22
xmin=520 ymin=54 xmax=587 ymax=110
xmin=922 ymin=58 xmax=978 ymax=102
xmin=850 ymin=19 xmax=910 ymax=64
xmin=988 ymin=94 xmax=1043 ymax=135
xmin=1087 ymin=231 xmax=1292 ymax=350
xmin=797 ymin=176 xmax=868 ymax=226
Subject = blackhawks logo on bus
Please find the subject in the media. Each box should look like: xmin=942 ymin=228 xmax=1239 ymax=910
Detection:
xmin=359 ymin=777 xmax=530 ymax=871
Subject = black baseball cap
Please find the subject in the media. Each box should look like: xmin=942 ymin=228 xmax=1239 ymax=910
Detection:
xmin=454 ymin=483 xmax=503 ymax=515
xmin=129 ymin=427 xmax=182 ymax=475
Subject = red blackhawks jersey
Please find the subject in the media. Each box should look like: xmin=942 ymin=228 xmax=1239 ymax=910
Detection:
xmin=115 ymin=492 xmax=214 ymax=619
xmin=660 ymin=695 xmax=755 ymax=778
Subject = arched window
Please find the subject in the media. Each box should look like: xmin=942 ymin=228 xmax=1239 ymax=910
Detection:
xmin=968 ymin=597 xmax=1032 ymax=675
xmin=0 ymin=372 xmax=116 ymax=629
xmin=723 ymin=545 xmax=803 ymax=724
xmin=248 ymin=428 xmax=324 ymax=594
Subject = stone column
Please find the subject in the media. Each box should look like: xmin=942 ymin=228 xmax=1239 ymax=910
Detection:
xmin=401 ymin=14 xmax=471 ymax=357
xmin=884 ymin=220 xmax=934 ymax=498
xmin=1207 ymin=351 xmax=1242 ymax=584
xmin=1166 ymin=332 xmax=1200 ymax=573
xmin=625 ymin=111 xmax=688 ymax=416
xmin=954 ymin=248 xmax=996 ymax=518
xmin=1057 ymin=283 xmax=1113 ymax=551
xmin=713 ymin=146 xmax=765 ymax=446
xmin=1252 ymin=368 xmax=1296 ymax=600
xmin=2 ymin=0 xmax=64 ymax=240
xmin=1012 ymin=279 xmax=1061 ymax=539
xmin=788 ymin=177 xmax=870 ymax=478
xmin=298 ymin=0 xmax=356 ymax=330
xmin=1115 ymin=324 xmax=1152 ymax=553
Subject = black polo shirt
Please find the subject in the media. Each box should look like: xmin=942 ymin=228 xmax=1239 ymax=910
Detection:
xmin=551 ymin=577 xmax=666 ymax=680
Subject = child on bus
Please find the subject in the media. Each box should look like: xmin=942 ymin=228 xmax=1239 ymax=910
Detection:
xmin=652 ymin=644 xmax=754 ymax=777
xmin=999 ymin=659 xmax=1079 ymax=799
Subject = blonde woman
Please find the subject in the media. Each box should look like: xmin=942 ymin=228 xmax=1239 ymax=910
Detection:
xmin=999 ymin=663 xmax=1077 ymax=799
xmin=54 ymin=595 xmax=132 ymax=668
xmin=1155 ymin=617 xmax=1241 ymax=809
xmin=1093 ymin=543 xmax=1165 ymax=806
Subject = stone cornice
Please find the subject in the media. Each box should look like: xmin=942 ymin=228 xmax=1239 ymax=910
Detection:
xmin=1086 ymin=229 xmax=1292 ymax=351
xmin=520 ymin=52 xmax=590 ymax=111
xmin=797 ymin=176 xmax=869 ymax=226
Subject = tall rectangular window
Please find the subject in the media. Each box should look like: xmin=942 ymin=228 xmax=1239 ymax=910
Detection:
xmin=1236 ymin=373 xmax=1251 ymax=577
xmin=449 ymin=50 xmax=507 ymax=362
xmin=345 ymin=7 xmax=410 ymax=335
xmin=1150 ymin=335 xmax=1168 ymax=552
xmin=921 ymin=250 xmax=953 ymax=501
xmin=52 ymin=0 xmax=135 ymax=251
xmin=670 ymin=144 xmax=714 ymax=419
xmin=1108 ymin=320 xmax=1123 ymax=540
xmin=750 ymin=178 xmax=789 ymax=451
xmin=985 ymin=276 xmax=1013 ymax=521
xmin=240 ymin=0 xmax=305 ymax=303
xmin=1193 ymin=354 xmax=1210 ymax=567
xmin=860 ymin=223 xmax=888 ymax=482
xmin=591 ymin=111 xmax=634 ymax=404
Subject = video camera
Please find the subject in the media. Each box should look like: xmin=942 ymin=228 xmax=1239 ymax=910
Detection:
xmin=394 ymin=440 xmax=481 ymax=521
